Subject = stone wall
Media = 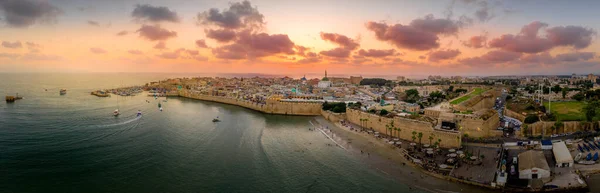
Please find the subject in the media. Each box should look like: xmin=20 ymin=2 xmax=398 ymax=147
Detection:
xmin=345 ymin=109 xmax=461 ymax=148
xmin=529 ymin=121 xmax=581 ymax=136
xmin=321 ymin=109 xmax=344 ymax=123
xmin=179 ymin=90 xmax=322 ymax=116
xmin=453 ymin=89 xmax=499 ymax=112
xmin=454 ymin=112 xmax=502 ymax=138
xmin=504 ymin=108 xmax=526 ymax=122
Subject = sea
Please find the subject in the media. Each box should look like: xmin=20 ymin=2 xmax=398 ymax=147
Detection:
xmin=2 ymin=73 xmax=592 ymax=193
xmin=0 ymin=73 xmax=415 ymax=193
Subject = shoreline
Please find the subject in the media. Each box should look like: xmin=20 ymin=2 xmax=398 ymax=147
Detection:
xmin=177 ymin=92 xmax=591 ymax=192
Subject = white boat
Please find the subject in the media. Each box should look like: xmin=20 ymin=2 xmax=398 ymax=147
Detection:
xmin=113 ymin=109 xmax=120 ymax=117
xmin=137 ymin=110 xmax=142 ymax=117
xmin=159 ymin=107 xmax=163 ymax=111
xmin=574 ymin=153 xmax=582 ymax=161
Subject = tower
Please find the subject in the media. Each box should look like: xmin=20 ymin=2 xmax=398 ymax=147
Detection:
xmin=325 ymin=70 xmax=327 ymax=78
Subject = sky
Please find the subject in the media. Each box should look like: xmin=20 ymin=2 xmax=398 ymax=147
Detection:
xmin=0 ymin=0 xmax=599 ymax=77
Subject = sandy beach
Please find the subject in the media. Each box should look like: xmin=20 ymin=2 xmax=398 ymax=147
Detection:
xmin=312 ymin=116 xmax=498 ymax=193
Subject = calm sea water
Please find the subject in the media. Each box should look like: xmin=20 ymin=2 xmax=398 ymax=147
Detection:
xmin=0 ymin=73 xmax=415 ymax=193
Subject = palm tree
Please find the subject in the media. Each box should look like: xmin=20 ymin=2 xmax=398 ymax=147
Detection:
xmin=438 ymin=138 xmax=442 ymax=147
xmin=411 ymin=131 xmax=417 ymax=142
xmin=417 ymin=132 xmax=423 ymax=146
xmin=428 ymin=134 xmax=434 ymax=145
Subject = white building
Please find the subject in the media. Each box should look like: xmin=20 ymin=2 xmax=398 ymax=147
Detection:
xmin=317 ymin=71 xmax=332 ymax=88
xmin=552 ymin=141 xmax=574 ymax=167
xmin=518 ymin=150 xmax=551 ymax=180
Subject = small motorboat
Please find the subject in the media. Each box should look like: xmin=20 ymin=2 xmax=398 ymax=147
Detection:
xmin=588 ymin=142 xmax=597 ymax=150
xmin=113 ymin=109 xmax=120 ymax=117
xmin=60 ymin=89 xmax=67 ymax=95
xmin=137 ymin=110 xmax=142 ymax=117
xmin=574 ymin=153 xmax=582 ymax=162
xmin=594 ymin=153 xmax=599 ymax=162
xmin=159 ymin=107 xmax=163 ymax=112
xmin=583 ymin=144 xmax=590 ymax=152
xmin=212 ymin=117 xmax=220 ymax=122
xmin=586 ymin=153 xmax=592 ymax=161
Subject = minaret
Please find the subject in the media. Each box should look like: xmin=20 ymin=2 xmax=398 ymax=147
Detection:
xmin=325 ymin=70 xmax=327 ymax=78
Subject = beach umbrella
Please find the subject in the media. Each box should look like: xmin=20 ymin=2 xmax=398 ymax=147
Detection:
xmin=393 ymin=138 xmax=400 ymax=141
xmin=448 ymin=153 xmax=457 ymax=157
xmin=449 ymin=149 xmax=456 ymax=153
xmin=388 ymin=141 xmax=395 ymax=144
xmin=426 ymin=148 xmax=433 ymax=151
xmin=423 ymin=144 xmax=430 ymax=148
xmin=439 ymin=164 xmax=448 ymax=169
xmin=410 ymin=143 xmax=416 ymax=146
xmin=470 ymin=156 xmax=477 ymax=160
xmin=427 ymin=151 xmax=434 ymax=155
xmin=456 ymin=151 xmax=464 ymax=154
xmin=396 ymin=142 xmax=402 ymax=145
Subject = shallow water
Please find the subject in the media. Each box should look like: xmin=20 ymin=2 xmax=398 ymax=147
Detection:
xmin=0 ymin=73 xmax=421 ymax=193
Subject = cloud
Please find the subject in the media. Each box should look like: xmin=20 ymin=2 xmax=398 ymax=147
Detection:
xmin=462 ymin=35 xmax=487 ymax=48
xmin=409 ymin=14 xmax=461 ymax=35
xmin=519 ymin=52 xmax=555 ymax=64
xmin=21 ymin=53 xmax=62 ymax=61
xmin=320 ymin=32 xmax=360 ymax=50
xmin=459 ymin=50 xmax=522 ymax=65
xmin=156 ymin=48 xmax=205 ymax=60
xmin=128 ymin=50 xmax=143 ymax=55
xmin=0 ymin=0 xmax=62 ymax=28
xmin=319 ymin=32 xmax=359 ymax=59
xmin=0 ymin=53 xmax=19 ymax=59
xmin=205 ymin=29 xmax=237 ymax=42
xmin=474 ymin=1 xmax=494 ymax=22
xmin=136 ymin=24 xmax=177 ymax=41
xmin=319 ymin=47 xmax=351 ymax=58
xmin=156 ymin=52 xmax=179 ymax=59
xmin=196 ymin=0 xmax=264 ymax=30
xmin=153 ymin=41 xmax=167 ymax=49
xmin=87 ymin=20 xmax=100 ymax=26
xmin=195 ymin=39 xmax=208 ymax=48
xmin=297 ymin=52 xmax=321 ymax=64
xmin=132 ymin=4 xmax=179 ymax=23
xmin=116 ymin=31 xmax=128 ymax=36
xmin=90 ymin=47 xmax=107 ymax=54
xmin=489 ymin=21 xmax=596 ymax=53
xmin=357 ymin=49 xmax=396 ymax=58
xmin=212 ymin=31 xmax=295 ymax=60
xmin=2 ymin=41 xmax=22 ymax=49
xmin=294 ymin=45 xmax=309 ymax=56
xmin=546 ymin=25 xmax=596 ymax=49
xmin=555 ymin=52 xmax=595 ymax=62
xmin=428 ymin=49 xmax=461 ymax=62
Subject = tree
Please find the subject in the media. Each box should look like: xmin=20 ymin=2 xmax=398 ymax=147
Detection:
xmin=404 ymin=89 xmax=420 ymax=103
xmin=437 ymin=138 xmax=442 ymax=148
xmin=411 ymin=131 xmax=417 ymax=142
xmin=552 ymin=85 xmax=561 ymax=94
xmin=583 ymin=101 xmax=600 ymax=122
xmin=380 ymin=109 xmax=389 ymax=116
xmin=524 ymin=114 xmax=540 ymax=124
xmin=554 ymin=120 xmax=564 ymax=134
xmin=562 ymin=87 xmax=568 ymax=99
xmin=396 ymin=127 xmax=401 ymax=138
xmin=428 ymin=134 xmax=434 ymax=145
xmin=448 ymin=85 xmax=454 ymax=92
xmin=572 ymin=92 xmax=585 ymax=101
xmin=417 ymin=132 xmax=423 ymax=145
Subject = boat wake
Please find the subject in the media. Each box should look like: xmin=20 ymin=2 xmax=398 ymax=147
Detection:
xmin=94 ymin=115 xmax=142 ymax=128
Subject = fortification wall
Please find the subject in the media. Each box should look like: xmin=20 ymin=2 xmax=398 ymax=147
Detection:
xmin=345 ymin=109 xmax=461 ymax=148
xmin=321 ymin=109 xmax=345 ymax=123
xmin=179 ymin=90 xmax=322 ymax=116
xmin=529 ymin=121 xmax=582 ymax=136
xmin=456 ymin=113 xmax=501 ymax=138
xmin=504 ymin=109 xmax=526 ymax=122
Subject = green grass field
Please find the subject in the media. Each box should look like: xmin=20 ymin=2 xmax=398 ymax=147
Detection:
xmin=450 ymin=88 xmax=486 ymax=105
xmin=543 ymin=101 xmax=585 ymax=121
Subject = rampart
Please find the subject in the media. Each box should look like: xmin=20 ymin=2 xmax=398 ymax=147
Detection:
xmin=345 ymin=109 xmax=461 ymax=148
xmin=179 ymin=90 xmax=322 ymax=115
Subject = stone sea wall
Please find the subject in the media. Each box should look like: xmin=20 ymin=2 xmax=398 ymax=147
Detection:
xmin=345 ymin=109 xmax=461 ymax=148
xmin=179 ymin=90 xmax=322 ymax=116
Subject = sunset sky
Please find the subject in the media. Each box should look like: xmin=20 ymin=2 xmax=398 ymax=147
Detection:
xmin=0 ymin=0 xmax=599 ymax=76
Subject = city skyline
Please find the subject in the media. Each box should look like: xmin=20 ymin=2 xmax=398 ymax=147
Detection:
xmin=1 ymin=0 xmax=599 ymax=76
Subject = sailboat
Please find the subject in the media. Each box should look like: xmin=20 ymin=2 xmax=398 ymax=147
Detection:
xmin=114 ymin=94 xmax=120 ymax=117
